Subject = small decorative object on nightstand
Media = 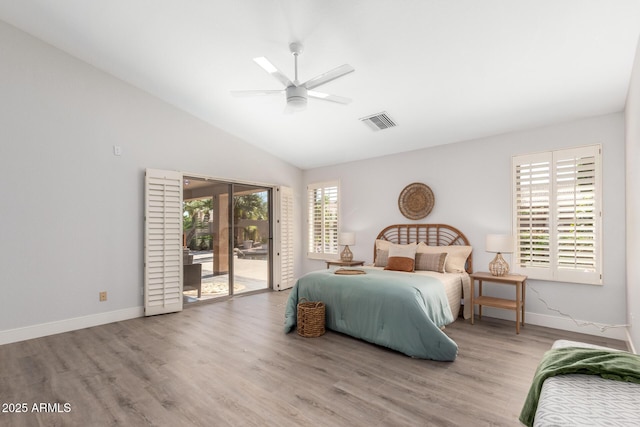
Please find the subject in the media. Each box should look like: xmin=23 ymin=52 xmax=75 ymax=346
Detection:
xmin=486 ymin=234 xmax=514 ymax=276
xmin=339 ymin=232 xmax=355 ymax=262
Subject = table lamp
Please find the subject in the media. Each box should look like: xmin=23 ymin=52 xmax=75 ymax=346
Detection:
xmin=339 ymin=232 xmax=355 ymax=262
xmin=486 ymin=234 xmax=514 ymax=276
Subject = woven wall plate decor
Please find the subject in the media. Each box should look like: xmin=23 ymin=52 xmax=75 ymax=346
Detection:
xmin=398 ymin=182 xmax=434 ymax=220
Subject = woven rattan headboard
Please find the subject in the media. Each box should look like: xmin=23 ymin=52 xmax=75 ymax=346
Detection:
xmin=374 ymin=223 xmax=473 ymax=273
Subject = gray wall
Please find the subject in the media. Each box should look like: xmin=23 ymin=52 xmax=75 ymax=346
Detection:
xmin=0 ymin=21 xmax=303 ymax=343
xmin=625 ymin=35 xmax=640 ymax=352
xmin=303 ymin=113 xmax=627 ymax=339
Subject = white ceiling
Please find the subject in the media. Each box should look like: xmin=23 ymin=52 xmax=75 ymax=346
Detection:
xmin=1 ymin=1 xmax=639 ymax=169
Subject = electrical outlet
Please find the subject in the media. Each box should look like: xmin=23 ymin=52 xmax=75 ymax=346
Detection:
xmin=99 ymin=291 xmax=107 ymax=302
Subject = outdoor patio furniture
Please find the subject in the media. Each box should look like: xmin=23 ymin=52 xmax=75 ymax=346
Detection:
xmin=183 ymin=263 xmax=202 ymax=298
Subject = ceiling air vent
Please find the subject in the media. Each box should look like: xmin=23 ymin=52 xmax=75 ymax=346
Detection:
xmin=359 ymin=111 xmax=397 ymax=131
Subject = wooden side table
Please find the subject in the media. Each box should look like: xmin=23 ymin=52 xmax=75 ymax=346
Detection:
xmin=469 ymin=272 xmax=527 ymax=334
xmin=326 ymin=260 xmax=365 ymax=269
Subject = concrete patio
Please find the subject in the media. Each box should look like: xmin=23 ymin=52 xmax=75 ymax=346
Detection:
xmin=183 ymin=250 xmax=269 ymax=302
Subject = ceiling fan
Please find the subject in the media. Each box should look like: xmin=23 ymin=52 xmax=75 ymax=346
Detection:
xmin=231 ymin=42 xmax=354 ymax=112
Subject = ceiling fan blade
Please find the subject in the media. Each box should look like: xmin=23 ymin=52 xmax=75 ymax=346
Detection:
xmin=302 ymin=64 xmax=355 ymax=90
xmin=230 ymin=89 xmax=284 ymax=97
xmin=308 ymin=91 xmax=352 ymax=104
xmin=253 ymin=56 xmax=294 ymax=88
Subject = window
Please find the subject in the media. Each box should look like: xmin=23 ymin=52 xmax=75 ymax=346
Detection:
xmin=307 ymin=181 xmax=339 ymax=259
xmin=512 ymin=145 xmax=602 ymax=284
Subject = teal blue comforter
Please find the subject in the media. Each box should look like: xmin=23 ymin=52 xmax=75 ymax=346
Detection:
xmin=284 ymin=268 xmax=458 ymax=361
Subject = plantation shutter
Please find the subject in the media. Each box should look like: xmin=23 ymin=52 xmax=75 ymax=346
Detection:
xmin=513 ymin=152 xmax=552 ymax=280
xmin=307 ymin=181 xmax=339 ymax=258
xmin=554 ymin=146 xmax=601 ymax=284
xmin=144 ymin=168 xmax=183 ymax=315
xmin=512 ymin=145 xmax=601 ymax=284
xmin=274 ymin=186 xmax=295 ymax=290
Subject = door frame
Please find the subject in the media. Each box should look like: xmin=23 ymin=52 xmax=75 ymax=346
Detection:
xmin=181 ymin=172 xmax=279 ymax=299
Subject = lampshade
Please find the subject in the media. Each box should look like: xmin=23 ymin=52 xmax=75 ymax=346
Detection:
xmin=485 ymin=234 xmax=514 ymax=253
xmin=339 ymin=232 xmax=356 ymax=246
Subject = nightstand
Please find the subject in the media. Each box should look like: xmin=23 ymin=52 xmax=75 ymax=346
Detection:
xmin=469 ymin=272 xmax=527 ymax=334
xmin=326 ymin=260 xmax=365 ymax=269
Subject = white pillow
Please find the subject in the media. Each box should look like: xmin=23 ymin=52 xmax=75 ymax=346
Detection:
xmin=388 ymin=242 xmax=418 ymax=258
xmin=417 ymin=242 xmax=472 ymax=273
xmin=375 ymin=239 xmax=391 ymax=252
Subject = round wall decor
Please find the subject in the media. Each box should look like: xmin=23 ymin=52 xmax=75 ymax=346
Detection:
xmin=398 ymin=182 xmax=434 ymax=220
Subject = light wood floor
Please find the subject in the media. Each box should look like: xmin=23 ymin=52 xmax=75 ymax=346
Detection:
xmin=0 ymin=290 xmax=626 ymax=427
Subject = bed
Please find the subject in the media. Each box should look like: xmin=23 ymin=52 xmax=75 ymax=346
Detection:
xmin=284 ymin=224 xmax=473 ymax=361
xmin=520 ymin=340 xmax=640 ymax=427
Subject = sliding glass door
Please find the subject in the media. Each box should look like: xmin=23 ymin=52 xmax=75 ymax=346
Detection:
xmin=232 ymin=185 xmax=271 ymax=295
xmin=182 ymin=177 xmax=271 ymax=303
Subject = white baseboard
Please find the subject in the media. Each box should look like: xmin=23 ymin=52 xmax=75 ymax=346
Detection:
xmin=0 ymin=307 xmax=144 ymax=345
xmin=478 ymin=307 xmax=628 ymax=341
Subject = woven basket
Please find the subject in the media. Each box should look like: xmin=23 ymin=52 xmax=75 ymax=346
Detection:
xmin=297 ymin=298 xmax=326 ymax=338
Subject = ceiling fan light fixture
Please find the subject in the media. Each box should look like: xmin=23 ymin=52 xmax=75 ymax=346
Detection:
xmin=286 ymin=86 xmax=308 ymax=110
xmin=288 ymin=98 xmax=307 ymax=110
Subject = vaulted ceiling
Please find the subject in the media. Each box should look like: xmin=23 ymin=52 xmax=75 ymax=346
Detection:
xmin=1 ymin=1 xmax=639 ymax=169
